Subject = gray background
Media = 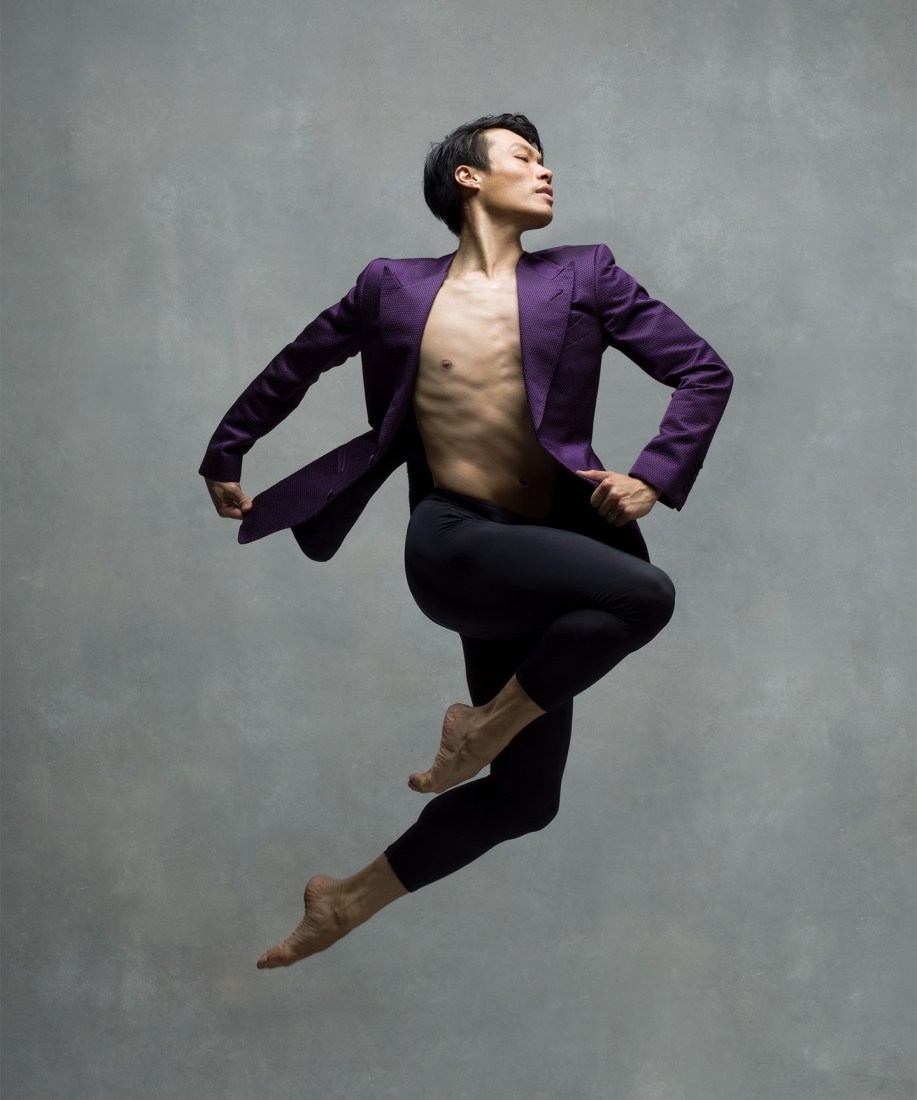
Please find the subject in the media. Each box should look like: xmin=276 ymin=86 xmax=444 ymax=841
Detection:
xmin=2 ymin=0 xmax=914 ymax=1097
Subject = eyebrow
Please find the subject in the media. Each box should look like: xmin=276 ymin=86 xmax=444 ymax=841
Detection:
xmin=509 ymin=141 xmax=543 ymax=165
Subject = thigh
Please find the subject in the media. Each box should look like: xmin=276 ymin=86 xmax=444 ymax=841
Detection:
xmin=406 ymin=497 xmax=667 ymax=640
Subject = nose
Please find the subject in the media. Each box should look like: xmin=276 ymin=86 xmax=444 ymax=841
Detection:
xmin=537 ymin=163 xmax=553 ymax=184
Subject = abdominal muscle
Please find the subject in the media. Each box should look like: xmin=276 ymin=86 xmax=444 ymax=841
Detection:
xmin=411 ymin=272 xmax=559 ymax=519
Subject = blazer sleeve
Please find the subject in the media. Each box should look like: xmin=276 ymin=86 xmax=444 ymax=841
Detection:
xmin=594 ymin=243 xmax=733 ymax=509
xmin=198 ymin=260 xmax=375 ymax=483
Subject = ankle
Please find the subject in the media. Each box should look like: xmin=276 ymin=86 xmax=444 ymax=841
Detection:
xmin=341 ymin=856 xmax=407 ymax=924
xmin=479 ymin=679 xmax=543 ymax=733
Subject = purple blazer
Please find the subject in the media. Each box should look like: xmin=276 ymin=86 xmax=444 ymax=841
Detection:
xmin=199 ymin=243 xmax=733 ymax=560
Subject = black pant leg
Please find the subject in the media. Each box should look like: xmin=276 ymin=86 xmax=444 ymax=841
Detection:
xmin=404 ymin=496 xmax=675 ymax=711
xmin=385 ymin=491 xmax=674 ymax=892
xmin=383 ymin=635 xmax=573 ymax=892
xmin=460 ymin=635 xmax=573 ymax=820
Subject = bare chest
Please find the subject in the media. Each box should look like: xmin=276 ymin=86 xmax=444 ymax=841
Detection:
xmin=416 ymin=278 xmax=523 ymax=392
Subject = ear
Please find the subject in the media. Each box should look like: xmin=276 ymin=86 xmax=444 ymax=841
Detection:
xmin=454 ymin=164 xmax=481 ymax=195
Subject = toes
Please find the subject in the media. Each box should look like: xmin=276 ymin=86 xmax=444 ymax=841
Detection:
xmin=257 ymin=943 xmax=292 ymax=969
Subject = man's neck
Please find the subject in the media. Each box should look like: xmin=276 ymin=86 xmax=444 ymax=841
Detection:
xmin=449 ymin=219 xmax=525 ymax=280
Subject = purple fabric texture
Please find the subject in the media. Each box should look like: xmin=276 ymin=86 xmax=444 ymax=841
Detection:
xmin=199 ymin=244 xmax=733 ymax=555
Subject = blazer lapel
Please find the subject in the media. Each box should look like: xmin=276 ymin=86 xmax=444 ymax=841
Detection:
xmin=516 ymin=251 xmax=573 ymax=430
xmin=377 ymin=254 xmax=455 ymax=447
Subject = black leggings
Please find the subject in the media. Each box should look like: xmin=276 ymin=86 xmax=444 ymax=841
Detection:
xmin=383 ymin=485 xmax=676 ymax=892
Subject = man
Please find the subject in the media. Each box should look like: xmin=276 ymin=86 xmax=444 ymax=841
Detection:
xmin=200 ymin=114 xmax=733 ymax=969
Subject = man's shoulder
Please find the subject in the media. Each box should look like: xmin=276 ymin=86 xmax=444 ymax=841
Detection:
xmin=528 ymin=243 xmax=611 ymax=267
xmin=361 ymin=253 xmax=453 ymax=278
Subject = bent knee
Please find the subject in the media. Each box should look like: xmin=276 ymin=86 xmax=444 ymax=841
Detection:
xmin=645 ymin=567 xmax=676 ymax=623
xmin=508 ymin=795 xmax=561 ymax=835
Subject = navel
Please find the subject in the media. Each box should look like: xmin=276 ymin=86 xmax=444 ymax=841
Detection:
xmin=439 ymin=358 xmax=453 ymax=371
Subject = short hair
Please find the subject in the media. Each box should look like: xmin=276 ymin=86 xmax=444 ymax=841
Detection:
xmin=423 ymin=113 xmax=544 ymax=237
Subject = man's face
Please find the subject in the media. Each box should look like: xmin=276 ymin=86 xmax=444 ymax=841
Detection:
xmin=466 ymin=128 xmax=554 ymax=229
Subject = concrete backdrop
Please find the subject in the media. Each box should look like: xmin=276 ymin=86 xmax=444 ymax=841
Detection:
xmin=2 ymin=0 xmax=914 ymax=1097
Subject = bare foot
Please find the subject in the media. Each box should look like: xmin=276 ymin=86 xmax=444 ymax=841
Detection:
xmin=256 ymin=874 xmax=350 ymax=969
xmin=408 ymin=702 xmax=511 ymax=795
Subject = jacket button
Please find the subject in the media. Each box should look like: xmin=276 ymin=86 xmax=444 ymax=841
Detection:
xmin=326 ymin=490 xmax=335 ymax=500
xmin=367 ymin=453 xmax=376 ymax=466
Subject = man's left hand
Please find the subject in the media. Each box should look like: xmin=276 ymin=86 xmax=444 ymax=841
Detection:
xmin=576 ymin=470 xmax=661 ymax=526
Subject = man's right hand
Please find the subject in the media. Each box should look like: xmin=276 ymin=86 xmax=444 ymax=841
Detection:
xmin=205 ymin=478 xmax=253 ymax=520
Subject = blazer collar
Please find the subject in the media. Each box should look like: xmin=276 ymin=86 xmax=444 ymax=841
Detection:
xmin=378 ymin=249 xmax=573 ymax=440
xmin=376 ymin=254 xmax=454 ymax=448
xmin=516 ymin=251 xmax=574 ymax=428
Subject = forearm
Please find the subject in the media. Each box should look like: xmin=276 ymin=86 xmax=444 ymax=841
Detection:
xmin=627 ymin=364 xmax=733 ymax=508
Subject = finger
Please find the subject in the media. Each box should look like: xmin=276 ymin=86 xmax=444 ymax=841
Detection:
xmin=597 ymin=490 xmax=620 ymax=518
xmin=222 ymin=492 xmax=252 ymax=514
xmin=586 ymin=481 xmax=611 ymax=510
xmin=215 ymin=491 xmax=251 ymax=519
xmin=576 ymin=470 xmax=607 ymax=482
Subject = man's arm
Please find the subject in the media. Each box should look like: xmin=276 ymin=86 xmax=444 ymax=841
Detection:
xmin=199 ymin=260 xmax=375 ymax=510
xmin=592 ymin=243 xmax=734 ymax=511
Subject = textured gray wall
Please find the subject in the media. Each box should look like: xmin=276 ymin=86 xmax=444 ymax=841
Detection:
xmin=2 ymin=0 xmax=914 ymax=1097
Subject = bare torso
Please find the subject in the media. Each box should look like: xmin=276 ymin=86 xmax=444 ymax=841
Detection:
xmin=412 ymin=268 xmax=559 ymax=518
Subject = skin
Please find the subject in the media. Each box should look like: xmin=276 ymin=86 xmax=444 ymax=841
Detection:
xmin=205 ymin=127 xmax=661 ymax=967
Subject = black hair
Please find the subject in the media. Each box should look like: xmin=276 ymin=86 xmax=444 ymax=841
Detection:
xmin=423 ymin=113 xmax=543 ymax=237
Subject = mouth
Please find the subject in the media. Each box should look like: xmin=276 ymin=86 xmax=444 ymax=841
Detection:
xmin=536 ymin=187 xmax=554 ymax=200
